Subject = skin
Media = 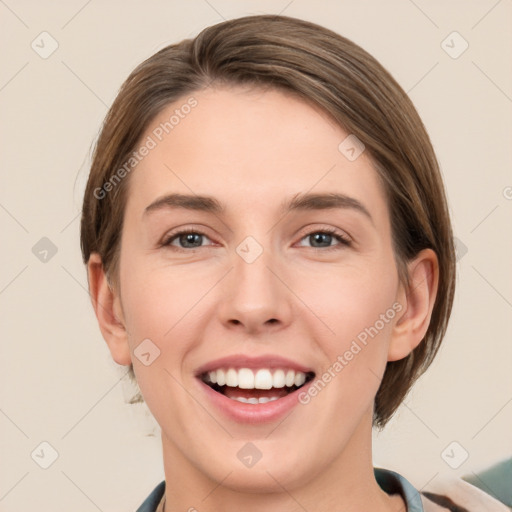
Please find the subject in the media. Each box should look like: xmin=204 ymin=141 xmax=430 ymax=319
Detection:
xmin=88 ymin=85 xmax=439 ymax=511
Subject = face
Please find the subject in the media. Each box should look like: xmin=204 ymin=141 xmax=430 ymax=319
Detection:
xmin=113 ymin=86 xmax=407 ymax=492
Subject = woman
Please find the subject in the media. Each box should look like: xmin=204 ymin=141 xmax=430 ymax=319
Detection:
xmin=80 ymin=14 xmax=505 ymax=512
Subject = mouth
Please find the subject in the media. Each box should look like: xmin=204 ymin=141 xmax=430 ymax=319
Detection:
xmin=200 ymin=367 xmax=316 ymax=404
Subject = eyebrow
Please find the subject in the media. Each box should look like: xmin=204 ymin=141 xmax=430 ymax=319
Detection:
xmin=143 ymin=192 xmax=374 ymax=225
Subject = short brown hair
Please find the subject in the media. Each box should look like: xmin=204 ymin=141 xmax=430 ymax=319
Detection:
xmin=80 ymin=14 xmax=456 ymax=428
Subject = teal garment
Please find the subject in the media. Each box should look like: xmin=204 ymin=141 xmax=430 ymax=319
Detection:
xmin=137 ymin=480 xmax=165 ymax=512
xmin=462 ymin=457 xmax=512 ymax=507
xmin=136 ymin=467 xmax=424 ymax=511
xmin=374 ymin=468 xmax=424 ymax=511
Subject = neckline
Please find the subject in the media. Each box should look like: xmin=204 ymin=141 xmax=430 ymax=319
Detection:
xmin=141 ymin=468 xmax=424 ymax=512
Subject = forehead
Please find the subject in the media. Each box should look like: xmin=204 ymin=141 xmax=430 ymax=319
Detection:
xmin=125 ymin=86 xmax=387 ymax=221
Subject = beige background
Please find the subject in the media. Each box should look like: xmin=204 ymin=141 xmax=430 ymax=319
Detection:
xmin=1 ymin=1 xmax=511 ymax=511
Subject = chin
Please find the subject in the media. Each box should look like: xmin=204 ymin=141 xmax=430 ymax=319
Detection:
xmin=195 ymin=445 xmax=321 ymax=494
xmin=212 ymin=465 xmax=308 ymax=494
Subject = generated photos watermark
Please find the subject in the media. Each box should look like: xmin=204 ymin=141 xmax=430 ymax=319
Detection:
xmin=298 ymin=301 xmax=403 ymax=404
xmin=93 ymin=96 xmax=198 ymax=200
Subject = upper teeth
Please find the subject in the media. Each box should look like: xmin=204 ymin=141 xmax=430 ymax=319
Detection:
xmin=206 ymin=368 xmax=307 ymax=389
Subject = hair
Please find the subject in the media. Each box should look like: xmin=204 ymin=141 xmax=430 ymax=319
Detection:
xmin=80 ymin=14 xmax=456 ymax=428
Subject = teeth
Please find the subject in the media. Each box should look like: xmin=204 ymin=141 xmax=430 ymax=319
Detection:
xmin=285 ymin=370 xmax=295 ymax=387
xmin=205 ymin=368 xmax=309 ymax=390
xmin=254 ymin=369 xmax=273 ymax=389
xmin=216 ymin=369 xmax=226 ymax=386
xmin=231 ymin=396 xmax=280 ymax=404
xmin=294 ymin=372 xmax=306 ymax=387
xmin=272 ymin=369 xmax=285 ymax=388
xmin=225 ymin=368 xmax=238 ymax=387
xmin=238 ymin=368 xmax=254 ymax=389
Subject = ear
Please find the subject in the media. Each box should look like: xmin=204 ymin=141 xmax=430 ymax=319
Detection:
xmin=87 ymin=253 xmax=132 ymax=366
xmin=388 ymin=248 xmax=440 ymax=361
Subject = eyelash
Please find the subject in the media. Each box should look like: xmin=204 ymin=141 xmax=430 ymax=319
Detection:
xmin=160 ymin=227 xmax=352 ymax=252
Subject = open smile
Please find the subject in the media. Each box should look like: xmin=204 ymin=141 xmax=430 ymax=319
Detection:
xmin=195 ymin=356 xmax=316 ymax=423
xmin=201 ymin=367 xmax=314 ymax=404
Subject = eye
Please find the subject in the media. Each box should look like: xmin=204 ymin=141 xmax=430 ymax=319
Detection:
xmin=161 ymin=229 xmax=213 ymax=251
xmin=160 ymin=227 xmax=352 ymax=252
xmin=297 ymin=228 xmax=351 ymax=251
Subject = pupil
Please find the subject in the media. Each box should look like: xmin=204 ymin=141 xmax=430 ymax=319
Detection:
xmin=182 ymin=233 xmax=201 ymax=247
xmin=312 ymin=233 xmax=331 ymax=247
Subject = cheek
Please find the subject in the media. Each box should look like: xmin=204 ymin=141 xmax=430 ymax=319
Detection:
xmin=302 ymin=262 xmax=398 ymax=340
xmin=118 ymin=265 xmax=201 ymax=426
xmin=299 ymin=263 xmax=400 ymax=408
xmin=300 ymin=275 xmax=400 ymax=428
xmin=118 ymin=256 xmax=219 ymax=389
xmin=119 ymin=247 xmax=202 ymax=340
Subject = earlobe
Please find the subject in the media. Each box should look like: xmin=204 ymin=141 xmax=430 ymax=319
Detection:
xmin=388 ymin=249 xmax=439 ymax=361
xmin=87 ymin=253 xmax=132 ymax=366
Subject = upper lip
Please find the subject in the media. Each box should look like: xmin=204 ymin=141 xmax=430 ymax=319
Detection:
xmin=194 ymin=354 xmax=314 ymax=377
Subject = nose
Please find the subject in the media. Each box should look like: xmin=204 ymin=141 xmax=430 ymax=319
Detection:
xmin=216 ymin=239 xmax=294 ymax=336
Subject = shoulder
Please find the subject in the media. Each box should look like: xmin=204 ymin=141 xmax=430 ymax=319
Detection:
xmin=420 ymin=469 xmax=511 ymax=512
xmin=375 ymin=466 xmax=511 ymax=512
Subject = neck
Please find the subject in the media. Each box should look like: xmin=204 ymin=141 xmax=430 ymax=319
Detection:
xmin=160 ymin=408 xmax=406 ymax=512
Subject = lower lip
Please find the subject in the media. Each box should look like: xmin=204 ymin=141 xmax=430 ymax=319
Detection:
xmin=197 ymin=379 xmax=312 ymax=424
